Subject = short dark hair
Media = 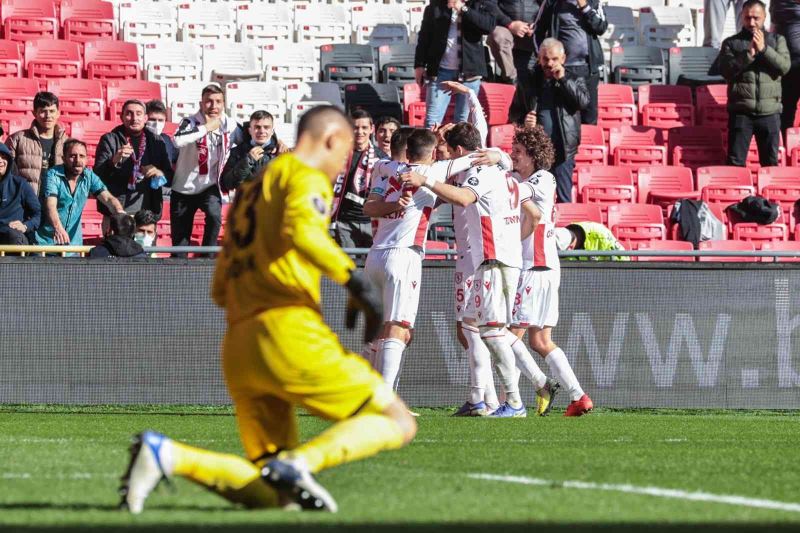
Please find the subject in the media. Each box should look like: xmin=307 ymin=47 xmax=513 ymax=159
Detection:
xmin=121 ymin=99 xmax=146 ymax=113
xmin=513 ymin=126 xmax=556 ymax=171
xmin=249 ymin=110 xmax=274 ymax=123
xmin=110 ymin=213 xmax=136 ymax=238
xmin=375 ymin=116 xmax=400 ymax=130
xmin=390 ymin=127 xmax=415 ymax=159
xmin=134 ymin=209 xmax=158 ymax=227
xmin=350 ymin=108 xmax=373 ymax=124
xmin=297 ymin=105 xmax=352 ymax=139
xmin=145 ymin=99 xmax=167 ymax=115
xmin=565 ymin=224 xmax=585 ymax=249
xmin=33 ymin=91 xmax=59 ymax=110
xmin=406 ymin=129 xmax=437 ymax=162
xmin=742 ymin=0 xmax=766 ymax=11
xmin=63 ymin=139 xmax=87 ymax=156
xmin=445 ymin=122 xmax=482 ymax=151
xmin=201 ymin=84 xmax=224 ymax=99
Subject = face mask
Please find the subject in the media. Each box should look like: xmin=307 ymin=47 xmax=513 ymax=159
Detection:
xmin=146 ymin=120 xmax=164 ymax=136
xmin=134 ymin=233 xmax=155 ymax=247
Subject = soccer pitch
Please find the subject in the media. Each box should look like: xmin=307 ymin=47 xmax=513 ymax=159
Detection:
xmin=1 ymin=406 xmax=799 ymax=532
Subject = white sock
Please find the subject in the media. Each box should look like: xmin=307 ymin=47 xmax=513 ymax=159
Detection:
xmin=483 ymin=366 xmax=499 ymax=409
xmin=481 ymin=328 xmax=522 ymax=407
xmin=463 ymin=324 xmax=490 ymax=404
xmin=379 ymin=338 xmax=406 ymax=391
xmin=545 ymin=347 xmax=584 ymax=401
xmin=505 ymin=330 xmax=547 ymax=390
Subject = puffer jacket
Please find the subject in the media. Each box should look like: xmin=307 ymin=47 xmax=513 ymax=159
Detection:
xmin=5 ymin=122 xmax=69 ymax=195
xmin=717 ymin=29 xmax=791 ymax=116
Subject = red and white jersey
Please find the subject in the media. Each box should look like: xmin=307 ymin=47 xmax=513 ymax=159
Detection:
xmin=459 ymin=165 xmax=523 ymax=272
xmin=518 ymin=169 xmax=559 ymax=271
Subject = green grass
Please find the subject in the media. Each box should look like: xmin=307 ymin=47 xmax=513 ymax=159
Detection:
xmin=1 ymin=406 xmax=799 ymax=532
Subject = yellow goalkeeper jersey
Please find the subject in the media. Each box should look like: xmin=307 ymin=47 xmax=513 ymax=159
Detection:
xmin=212 ymin=153 xmax=355 ymax=324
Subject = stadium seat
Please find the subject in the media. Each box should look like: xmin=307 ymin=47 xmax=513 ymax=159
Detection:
xmin=321 ymin=44 xmax=376 ymax=86
xmin=106 ymin=80 xmax=162 ymax=118
xmin=272 ymin=121 xmax=296 ymax=149
xmin=757 ymin=167 xmax=800 ymax=229
xmin=236 ymin=3 xmax=293 ymax=45
xmin=424 ymin=240 xmax=450 ymax=261
xmin=669 ymin=126 xmax=726 ymax=170
xmin=2 ymin=0 xmax=59 ymax=42
xmin=696 ymin=166 xmax=755 ymax=204
xmin=0 ymin=41 xmax=23 ymax=79
xmin=488 ymin=124 xmax=515 ymax=152
xmin=25 ymin=40 xmax=82 ymax=80
xmin=47 ymin=79 xmax=105 ymax=120
xmin=732 ymin=221 xmax=788 ymax=248
xmin=428 ymin=202 xmax=455 ymax=244
xmin=0 ymin=78 xmax=39 ymax=117
xmin=478 ymin=83 xmax=516 ymax=126
xmin=695 ymin=84 xmax=727 ymax=130
xmin=597 ymin=83 xmax=638 ymax=131
xmin=294 ymin=3 xmax=350 ymax=46
xmin=638 ymin=6 xmax=695 ymax=48
xmin=606 ymin=203 xmax=666 ymax=247
xmin=760 ymin=241 xmax=800 ymax=262
xmin=745 ymin=136 xmax=787 ymax=177
xmin=667 ymin=200 xmax=729 ymax=240
xmin=554 ymin=202 xmax=604 ymax=227
xmin=638 ymin=84 xmax=694 ymax=130
xmin=577 ymin=166 xmax=636 ymax=208
xmin=177 ymin=2 xmax=236 ymax=43
xmin=637 ymin=165 xmax=698 ymax=210
xmin=225 ymin=81 xmax=286 ymax=124
xmin=610 ymin=46 xmax=666 ymax=88
xmin=70 ymin=119 xmax=118 ymax=166
xmin=378 ymin=44 xmax=416 ymax=85
xmin=120 ymin=1 xmax=178 ymax=43
xmin=576 ymin=124 xmax=608 ymax=168
xmin=144 ymin=41 xmax=203 ymax=87
xmin=601 ymin=7 xmax=638 ymax=56
xmin=401 ymin=82 xmax=456 ymax=126
xmin=698 ymin=240 xmax=757 ymax=262
xmin=166 ymin=80 xmax=218 ymax=121
xmin=60 ymin=0 xmax=116 ymax=45
xmin=284 ymin=81 xmax=344 ymax=109
xmin=81 ymin=209 xmax=104 ymax=245
xmin=608 ymin=126 xmax=667 ymax=174
xmin=635 ymin=239 xmax=695 ymax=261
xmin=344 ymin=83 xmax=402 ymax=122
xmin=786 ymin=127 xmax=800 ymax=166
xmin=667 ymin=46 xmax=724 ymax=86
xmin=262 ymin=42 xmax=317 ymax=83
xmin=84 ymin=40 xmax=139 ymax=81
xmin=287 ymin=101 xmax=329 ymax=124
xmin=351 ymin=4 xmax=407 ymax=46
xmin=202 ymin=43 xmax=262 ymax=84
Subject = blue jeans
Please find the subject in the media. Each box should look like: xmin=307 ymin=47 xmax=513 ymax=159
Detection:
xmin=553 ymin=158 xmax=575 ymax=204
xmin=424 ymin=69 xmax=481 ymax=129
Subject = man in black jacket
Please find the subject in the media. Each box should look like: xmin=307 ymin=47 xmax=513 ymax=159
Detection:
xmin=221 ymin=110 xmax=282 ymax=192
xmin=532 ymin=0 xmax=606 ymax=124
xmin=510 ymin=38 xmax=589 ymax=203
xmin=93 ymin=100 xmax=174 ymax=220
xmin=89 ymin=212 xmax=145 ymax=258
xmin=414 ymin=0 xmax=497 ymax=128
xmin=489 ymin=0 xmax=539 ymax=84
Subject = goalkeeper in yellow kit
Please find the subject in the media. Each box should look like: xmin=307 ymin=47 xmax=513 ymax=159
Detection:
xmin=119 ymin=106 xmax=417 ymax=513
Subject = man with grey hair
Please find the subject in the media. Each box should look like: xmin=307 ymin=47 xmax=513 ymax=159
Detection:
xmin=509 ymin=37 xmax=589 ymax=203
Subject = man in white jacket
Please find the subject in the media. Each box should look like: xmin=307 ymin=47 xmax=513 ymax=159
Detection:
xmin=171 ymin=84 xmax=241 ymax=253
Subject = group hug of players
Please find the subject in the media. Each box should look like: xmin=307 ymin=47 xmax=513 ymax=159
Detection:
xmin=358 ymin=109 xmax=593 ymax=418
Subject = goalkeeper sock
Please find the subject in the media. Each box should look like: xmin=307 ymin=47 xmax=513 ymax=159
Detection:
xmin=379 ymin=338 xmax=406 ymax=390
xmin=463 ymin=324 xmax=490 ymax=404
xmin=505 ymin=330 xmax=547 ymax=390
xmin=171 ymin=441 xmax=278 ymax=508
xmin=545 ymin=347 xmax=584 ymax=401
xmin=481 ymin=328 xmax=522 ymax=408
xmin=293 ymin=414 xmax=405 ymax=473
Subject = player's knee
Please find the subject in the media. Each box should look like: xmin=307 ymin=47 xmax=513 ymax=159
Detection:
xmin=384 ymin=400 xmax=417 ymax=445
xmin=529 ymin=335 xmax=555 ymax=357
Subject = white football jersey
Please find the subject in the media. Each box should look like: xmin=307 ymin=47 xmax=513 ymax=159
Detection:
xmin=459 ymin=165 xmax=523 ymax=272
xmin=518 ymin=169 xmax=559 ymax=271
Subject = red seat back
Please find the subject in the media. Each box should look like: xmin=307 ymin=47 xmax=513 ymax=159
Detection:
xmin=696 ymin=166 xmax=755 ymax=204
xmin=1 ymin=0 xmax=59 ymax=42
xmin=554 ymin=202 xmax=604 ymax=227
xmin=760 ymin=241 xmax=800 ymax=262
xmin=70 ymin=119 xmax=118 ymax=166
xmin=84 ymin=40 xmax=140 ymax=81
xmin=0 ymin=78 xmax=40 ymax=115
xmin=637 ymin=165 xmax=696 ymax=204
xmin=25 ymin=39 xmax=82 ymax=79
xmin=597 ymin=83 xmax=637 ymax=131
xmin=668 ymin=126 xmax=725 ymax=170
xmin=695 ymin=84 xmax=727 ymax=129
xmin=635 ymin=239 xmax=695 ymax=261
xmin=607 ymin=203 xmax=666 ymax=244
xmin=47 ymin=78 xmax=105 ymax=120
xmin=0 ymin=41 xmax=23 ymax=78
xmin=577 ymin=165 xmax=636 ymax=206
xmin=487 ymin=124 xmax=515 ymax=153
xmin=698 ymin=240 xmax=757 ymax=262
xmin=105 ymin=80 xmax=162 ymax=117
xmin=478 ymin=82 xmax=515 ymax=126
xmin=61 ymin=0 xmax=116 ymax=44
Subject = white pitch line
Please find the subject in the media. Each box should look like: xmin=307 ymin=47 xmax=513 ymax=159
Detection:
xmin=468 ymin=473 xmax=800 ymax=514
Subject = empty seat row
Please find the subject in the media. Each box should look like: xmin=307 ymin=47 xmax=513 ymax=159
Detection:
xmin=1 ymin=0 xmax=116 ymax=44
xmin=0 ymin=39 xmax=137 ymax=81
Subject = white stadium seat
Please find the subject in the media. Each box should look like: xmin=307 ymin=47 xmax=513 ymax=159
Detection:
xmin=294 ymin=3 xmax=350 ymax=47
xmin=262 ymin=42 xmax=317 ymax=83
xmin=120 ymin=1 xmax=177 ymax=44
xmin=225 ymin=81 xmax=287 ymax=123
xmin=202 ymin=43 xmax=262 ymax=83
xmin=177 ymin=2 xmax=236 ymax=43
xmin=236 ymin=3 xmax=293 ymax=45
xmin=144 ymin=41 xmax=203 ymax=87
xmin=288 ymin=101 xmax=329 ymax=124
xmin=273 ymin=121 xmax=296 ymax=149
xmin=639 ymin=6 xmax=695 ymax=48
xmin=351 ymin=4 xmax=407 ymax=45
xmin=602 ymin=7 xmax=639 ymax=60
xmin=165 ymin=80 xmax=220 ymax=121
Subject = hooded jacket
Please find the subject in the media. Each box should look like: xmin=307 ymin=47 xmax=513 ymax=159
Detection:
xmin=5 ymin=121 xmax=69 ymax=195
xmin=220 ymin=122 xmax=280 ymax=192
xmin=0 ymin=144 xmax=40 ymax=233
xmin=88 ymin=234 xmax=145 ymax=258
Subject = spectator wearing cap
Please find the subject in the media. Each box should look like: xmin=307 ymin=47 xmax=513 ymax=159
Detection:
xmin=89 ymin=212 xmax=145 ymax=258
xmin=0 ymin=143 xmax=40 ymax=245
xmin=145 ymin=99 xmax=178 ymax=167
xmin=5 ymin=91 xmax=69 ymax=196
xmin=221 ymin=110 xmax=285 ymax=192
xmin=374 ymin=116 xmax=400 ymax=156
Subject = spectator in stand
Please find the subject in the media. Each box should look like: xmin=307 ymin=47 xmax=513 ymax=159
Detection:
xmin=771 ymin=0 xmax=800 ymax=132
xmin=221 ymin=110 xmax=283 ymax=192
xmin=0 ymin=144 xmax=40 ymax=245
xmin=415 ymin=0 xmax=497 ymax=128
xmin=145 ymin=100 xmax=178 ymax=166
xmin=170 ymin=85 xmax=240 ymax=251
xmin=94 ymin=100 xmax=173 ymax=223
xmin=134 ymin=208 xmax=158 ymax=249
xmin=532 ymin=0 xmax=607 ymax=125
xmin=704 ymin=0 xmax=744 ymax=49
xmin=36 ymin=140 xmax=124 ymax=246
xmin=331 ymin=109 xmax=388 ymax=249
xmin=488 ymin=0 xmax=539 ymax=85
xmin=88 ymin=213 xmax=145 ymax=258
xmin=510 ymin=37 xmax=589 ymax=203
xmin=374 ymin=116 xmax=400 ymax=156
xmin=5 ymin=91 xmax=69 ymax=196
xmin=717 ymin=0 xmax=790 ymax=167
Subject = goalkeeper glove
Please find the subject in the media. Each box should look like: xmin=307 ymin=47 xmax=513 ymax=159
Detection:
xmin=345 ymin=270 xmax=382 ymax=344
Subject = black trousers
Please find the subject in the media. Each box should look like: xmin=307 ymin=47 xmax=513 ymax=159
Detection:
xmin=170 ymin=188 xmax=223 ymax=253
xmin=582 ymin=73 xmax=600 ymax=125
xmin=781 ymin=67 xmax=800 ymax=132
xmin=0 ymin=227 xmax=29 ymax=245
xmin=726 ymin=112 xmax=781 ymax=167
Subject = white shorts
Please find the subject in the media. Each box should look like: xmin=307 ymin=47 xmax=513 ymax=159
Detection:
xmin=513 ymin=268 xmax=560 ymax=329
xmin=364 ymin=247 xmax=422 ymax=328
xmin=465 ymin=263 xmax=520 ymax=327
xmin=453 ymin=270 xmax=475 ymax=322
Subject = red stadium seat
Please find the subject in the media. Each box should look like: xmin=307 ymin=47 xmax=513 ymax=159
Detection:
xmin=81 ymin=209 xmax=104 ymax=245
xmin=478 ymin=83 xmax=515 ymax=126
xmin=84 ymin=40 xmax=140 ymax=81
xmin=61 ymin=0 xmax=116 ymax=44
xmin=597 ymin=83 xmax=637 ymax=132
xmin=0 ymin=41 xmax=23 ymax=79
xmin=162 ymin=121 xmax=179 ymax=136
xmin=47 ymin=79 xmax=105 ymax=120
xmin=0 ymin=78 xmax=40 ymax=116
xmin=577 ymin=166 xmax=636 ymax=208
xmin=696 ymin=166 xmax=755 ymax=205
xmin=0 ymin=115 xmax=27 ymax=141
xmin=606 ymin=203 xmax=666 ymax=247
xmin=554 ymin=202 xmax=603 ymax=227
xmin=608 ymin=126 xmax=667 ymax=175
xmin=488 ymin=124 xmax=514 ymax=153
xmin=698 ymin=240 xmax=757 ymax=262
xmin=105 ymin=80 xmax=162 ymax=118
xmin=760 ymin=241 xmax=800 ymax=262
xmin=757 ymin=167 xmax=800 ymax=230
xmin=695 ymin=84 xmax=727 ymax=130
xmin=637 ymin=165 xmax=698 ymax=209
xmin=638 ymin=84 xmax=694 ymax=130
xmin=403 ymin=82 xmax=454 ymax=127
xmin=667 ymin=201 xmax=729 ymax=240
xmin=1 ymin=0 xmax=59 ymax=42
xmin=732 ymin=222 xmax=788 ymax=248
xmin=424 ymin=240 xmax=450 ymax=260
xmin=70 ymin=119 xmax=117 ymax=166
xmin=668 ymin=126 xmax=726 ymax=170
xmin=25 ymin=40 xmax=82 ymax=80
xmin=745 ymin=137 xmax=786 ymax=178
xmin=786 ymin=127 xmax=800 ymax=166
xmin=575 ymin=124 xmax=607 ymax=168
xmin=635 ymin=240 xmax=695 ymax=261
